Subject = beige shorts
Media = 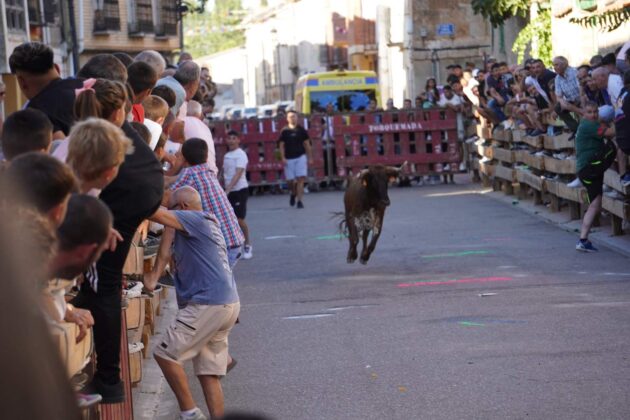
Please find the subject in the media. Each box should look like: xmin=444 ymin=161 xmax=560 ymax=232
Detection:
xmin=154 ymin=302 xmax=240 ymax=376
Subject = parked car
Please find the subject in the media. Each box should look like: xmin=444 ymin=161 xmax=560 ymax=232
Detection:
xmin=258 ymin=104 xmax=277 ymax=118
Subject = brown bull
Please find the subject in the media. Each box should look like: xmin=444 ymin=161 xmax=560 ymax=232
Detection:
xmin=343 ymin=163 xmax=406 ymax=264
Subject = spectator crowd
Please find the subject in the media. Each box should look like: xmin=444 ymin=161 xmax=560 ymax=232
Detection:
xmin=0 ymin=43 xmax=251 ymax=420
xmin=0 ymin=36 xmax=629 ymax=418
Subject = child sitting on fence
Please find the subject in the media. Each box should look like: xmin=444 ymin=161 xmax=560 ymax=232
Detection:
xmin=575 ymin=103 xmax=617 ymax=252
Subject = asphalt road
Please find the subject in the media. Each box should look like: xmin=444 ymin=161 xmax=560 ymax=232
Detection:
xmin=156 ymin=178 xmax=630 ymax=420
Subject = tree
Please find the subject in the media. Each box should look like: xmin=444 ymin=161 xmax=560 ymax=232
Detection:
xmin=471 ymin=0 xmax=551 ymax=65
xmin=569 ymin=5 xmax=630 ymax=32
xmin=183 ymin=0 xmax=246 ymax=58
xmin=471 ymin=0 xmax=530 ymax=27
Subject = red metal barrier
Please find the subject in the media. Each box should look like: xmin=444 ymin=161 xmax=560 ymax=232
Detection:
xmin=207 ymin=109 xmax=459 ymax=186
xmin=331 ymin=108 xmax=460 ymax=177
xmin=209 ymin=116 xmax=325 ymax=186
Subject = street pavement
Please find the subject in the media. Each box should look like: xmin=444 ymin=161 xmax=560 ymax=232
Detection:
xmin=149 ymin=177 xmax=630 ymax=420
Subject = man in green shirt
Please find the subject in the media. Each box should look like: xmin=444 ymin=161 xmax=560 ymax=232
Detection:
xmin=575 ymin=102 xmax=616 ymax=252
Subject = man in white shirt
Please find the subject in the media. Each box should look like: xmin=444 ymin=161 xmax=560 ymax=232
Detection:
xmin=438 ymin=85 xmax=465 ymax=172
xmin=223 ymin=130 xmax=252 ymax=259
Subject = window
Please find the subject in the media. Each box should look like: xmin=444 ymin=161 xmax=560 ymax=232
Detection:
xmin=155 ymin=0 xmax=178 ymax=36
xmin=94 ymin=0 xmax=120 ymax=32
xmin=27 ymin=0 xmax=41 ymax=24
xmin=310 ymin=89 xmax=376 ymax=113
xmin=43 ymin=0 xmax=61 ymax=25
xmin=7 ymin=0 xmax=27 ymax=32
xmin=129 ymin=0 xmax=153 ymax=34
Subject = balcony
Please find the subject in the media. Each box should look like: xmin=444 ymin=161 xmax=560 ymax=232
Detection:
xmin=128 ymin=20 xmax=154 ymax=36
xmin=93 ymin=0 xmax=120 ymax=34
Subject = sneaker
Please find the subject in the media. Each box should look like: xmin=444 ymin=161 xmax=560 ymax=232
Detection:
xmin=605 ymin=190 xmax=623 ymax=200
xmin=620 ymin=173 xmax=630 ymax=186
xmin=242 ymin=245 xmax=253 ymax=260
xmin=82 ymin=377 xmax=124 ymax=404
xmin=77 ymin=392 xmax=102 ymax=409
xmin=567 ymin=178 xmax=583 ymax=188
xmin=142 ymin=236 xmax=160 ymax=257
xmin=180 ymin=407 xmax=207 ymax=420
xmin=576 ymin=239 xmax=598 ymax=252
xmin=289 ymin=194 xmax=296 ymax=206
xmin=297 ymin=201 xmax=304 ymax=209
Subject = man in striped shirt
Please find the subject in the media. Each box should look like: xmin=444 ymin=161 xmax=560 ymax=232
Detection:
xmin=168 ymin=138 xmax=245 ymax=267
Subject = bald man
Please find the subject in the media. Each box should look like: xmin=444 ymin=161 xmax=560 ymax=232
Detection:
xmin=144 ymin=187 xmax=239 ymax=420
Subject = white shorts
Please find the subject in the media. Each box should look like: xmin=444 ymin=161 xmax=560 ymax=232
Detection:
xmin=284 ymin=155 xmax=307 ymax=180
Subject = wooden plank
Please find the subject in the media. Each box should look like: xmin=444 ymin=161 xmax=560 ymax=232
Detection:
xmin=555 ymin=181 xmax=586 ymax=203
xmin=492 ymin=146 xmax=514 ymax=163
xmin=516 ymin=168 xmax=545 ymax=192
xmin=543 ymin=132 xmax=575 ymax=150
xmin=518 ymin=152 xmax=545 ymax=170
xmin=125 ymin=297 xmax=145 ymax=331
xmin=492 ymin=128 xmax=512 ymax=142
xmin=129 ymin=348 xmax=143 ymax=385
xmin=515 ymin=132 xmax=543 ymax=148
xmin=543 ymin=156 xmax=576 ymax=174
xmin=602 ymin=195 xmax=630 ymax=220
xmin=495 ymin=164 xmax=516 ymax=182
xmin=604 ymin=169 xmax=630 ymax=195
xmin=49 ymin=323 xmax=93 ymax=378
xmin=511 ymin=129 xmax=524 ymax=143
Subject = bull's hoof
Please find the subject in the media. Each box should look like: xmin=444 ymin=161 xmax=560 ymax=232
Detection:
xmin=359 ymin=258 xmax=368 ymax=265
xmin=347 ymin=256 xmax=356 ymax=263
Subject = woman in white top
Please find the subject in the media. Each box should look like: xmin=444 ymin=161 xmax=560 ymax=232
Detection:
xmin=223 ymin=129 xmax=252 ymax=259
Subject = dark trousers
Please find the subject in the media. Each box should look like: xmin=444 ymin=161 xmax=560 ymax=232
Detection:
xmin=71 ymin=217 xmax=144 ymax=385
xmin=554 ymin=102 xmax=579 ymax=133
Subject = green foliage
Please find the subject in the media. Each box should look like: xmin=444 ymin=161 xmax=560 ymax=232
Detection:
xmin=569 ymin=6 xmax=630 ymax=32
xmin=471 ymin=0 xmax=531 ymax=27
xmin=512 ymin=6 xmax=551 ymax=66
xmin=183 ymin=0 xmax=245 ymax=58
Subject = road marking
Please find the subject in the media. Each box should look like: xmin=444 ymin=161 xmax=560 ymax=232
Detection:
xmin=328 ymin=304 xmax=377 ymax=311
xmin=283 ymin=313 xmax=334 ymax=320
xmin=554 ymin=302 xmax=629 ymax=308
xmin=479 ymin=293 xmax=498 ymax=297
xmin=498 ymin=265 xmax=517 ymax=269
xmin=264 ymin=235 xmax=298 ymax=240
xmin=458 ymin=321 xmax=485 ymax=327
xmin=314 ymin=234 xmax=345 ymax=240
xmin=398 ymin=276 xmax=512 ymax=288
xmin=421 ymin=250 xmax=491 ymax=259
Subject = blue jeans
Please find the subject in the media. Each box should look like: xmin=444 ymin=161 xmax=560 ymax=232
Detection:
xmin=488 ymin=97 xmax=507 ymax=122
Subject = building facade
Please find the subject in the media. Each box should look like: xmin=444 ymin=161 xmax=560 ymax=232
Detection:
xmin=75 ymin=0 xmax=180 ymax=66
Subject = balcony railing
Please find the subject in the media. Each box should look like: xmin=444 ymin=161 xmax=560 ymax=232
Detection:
xmin=93 ymin=0 xmax=120 ymax=33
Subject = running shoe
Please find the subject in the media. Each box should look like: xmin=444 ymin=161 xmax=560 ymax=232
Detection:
xmin=576 ymin=240 xmax=598 ymax=252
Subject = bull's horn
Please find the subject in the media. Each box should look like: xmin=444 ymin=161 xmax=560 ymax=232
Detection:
xmin=357 ymin=168 xmax=370 ymax=178
xmin=384 ymin=161 xmax=408 ymax=174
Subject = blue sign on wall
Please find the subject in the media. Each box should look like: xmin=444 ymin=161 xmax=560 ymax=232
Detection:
xmin=436 ymin=23 xmax=455 ymax=36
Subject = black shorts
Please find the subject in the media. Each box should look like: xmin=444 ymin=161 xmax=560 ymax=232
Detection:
xmin=578 ymin=140 xmax=617 ymax=203
xmin=617 ymin=135 xmax=630 ymax=155
xmin=228 ymin=188 xmax=249 ymax=219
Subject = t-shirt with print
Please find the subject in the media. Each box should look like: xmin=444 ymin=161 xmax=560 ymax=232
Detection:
xmin=223 ymin=148 xmax=249 ymax=192
xmin=576 ymin=119 xmax=607 ymax=172
xmin=278 ymin=126 xmax=309 ymax=159
xmin=172 ymin=210 xmax=239 ymax=306
xmin=27 ymin=77 xmax=84 ymax=135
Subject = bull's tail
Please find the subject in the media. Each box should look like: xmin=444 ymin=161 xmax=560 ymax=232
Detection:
xmin=330 ymin=211 xmax=347 ymax=237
